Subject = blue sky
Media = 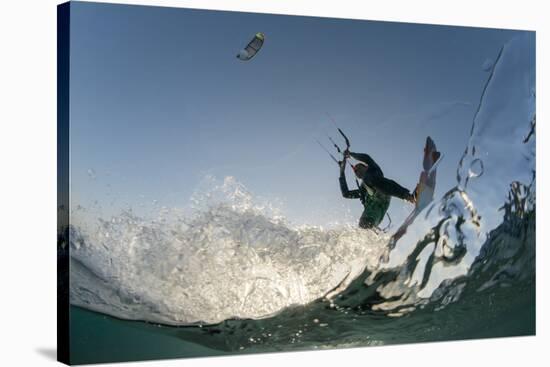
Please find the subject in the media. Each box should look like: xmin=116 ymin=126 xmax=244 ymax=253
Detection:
xmin=69 ymin=1 xmax=526 ymax=226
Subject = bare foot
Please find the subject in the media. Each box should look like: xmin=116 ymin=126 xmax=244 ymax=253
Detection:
xmin=405 ymin=193 xmax=416 ymax=204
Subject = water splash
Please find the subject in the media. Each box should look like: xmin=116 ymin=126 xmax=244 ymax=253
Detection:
xmin=70 ymin=176 xmax=389 ymax=325
xmin=359 ymin=34 xmax=535 ymax=314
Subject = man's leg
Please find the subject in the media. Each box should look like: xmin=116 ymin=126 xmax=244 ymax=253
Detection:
xmin=372 ymin=176 xmax=411 ymax=200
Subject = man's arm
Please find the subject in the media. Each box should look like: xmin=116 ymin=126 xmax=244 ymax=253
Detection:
xmin=339 ymin=160 xmax=361 ymax=199
xmin=340 ymin=175 xmax=362 ymax=199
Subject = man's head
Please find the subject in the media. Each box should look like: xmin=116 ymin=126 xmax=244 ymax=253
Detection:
xmin=352 ymin=162 xmax=368 ymax=179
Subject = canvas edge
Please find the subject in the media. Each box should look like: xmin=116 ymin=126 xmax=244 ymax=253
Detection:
xmin=57 ymin=1 xmax=71 ymax=365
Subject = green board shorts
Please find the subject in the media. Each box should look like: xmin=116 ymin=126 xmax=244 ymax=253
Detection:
xmin=359 ymin=192 xmax=391 ymax=229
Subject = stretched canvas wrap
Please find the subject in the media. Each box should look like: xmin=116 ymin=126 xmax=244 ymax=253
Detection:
xmin=57 ymin=1 xmax=536 ymax=365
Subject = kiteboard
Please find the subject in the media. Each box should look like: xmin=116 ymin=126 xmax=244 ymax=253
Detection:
xmin=390 ymin=136 xmax=443 ymax=244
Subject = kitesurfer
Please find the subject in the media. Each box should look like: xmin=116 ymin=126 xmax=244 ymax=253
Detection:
xmin=339 ymin=150 xmax=416 ymax=229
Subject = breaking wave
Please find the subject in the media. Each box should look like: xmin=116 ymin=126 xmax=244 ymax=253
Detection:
xmin=356 ymin=33 xmax=536 ymax=316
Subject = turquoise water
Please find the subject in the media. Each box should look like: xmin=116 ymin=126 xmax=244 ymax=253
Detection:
xmin=70 ymin=306 xmax=227 ymax=364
